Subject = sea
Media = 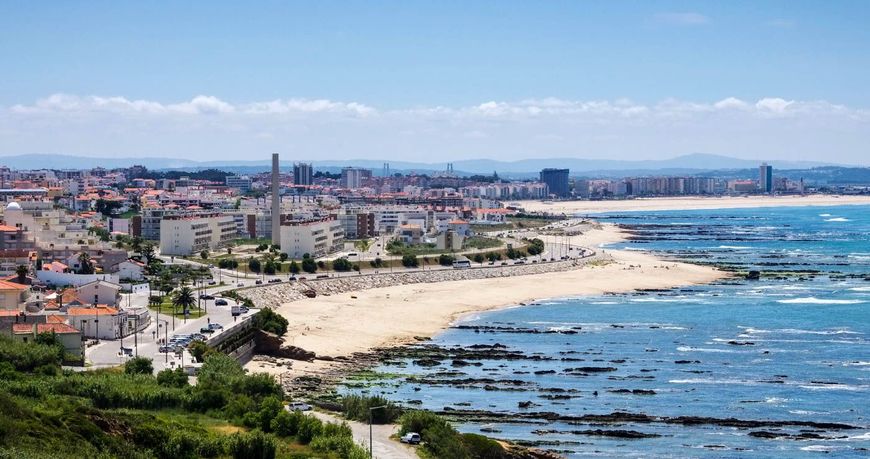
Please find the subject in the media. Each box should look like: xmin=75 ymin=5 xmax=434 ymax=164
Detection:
xmin=342 ymin=205 xmax=870 ymax=458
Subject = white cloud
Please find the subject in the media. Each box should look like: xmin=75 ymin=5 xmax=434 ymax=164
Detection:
xmin=2 ymin=94 xmax=868 ymax=165
xmin=653 ymin=12 xmax=710 ymax=26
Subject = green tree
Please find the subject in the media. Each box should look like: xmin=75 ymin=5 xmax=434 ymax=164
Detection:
xmin=156 ymin=367 xmax=189 ymax=387
xmin=248 ymin=258 xmax=261 ymax=273
xmin=288 ymin=260 xmax=300 ymax=274
xmin=77 ymin=252 xmax=95 ymax=274
xmin=438 ymin=254 xmax=455 ymax=266
xmin=301 ymin=257 xmax=317 ymax=274
xmin=401 ymin=254 xmax=418 ymax=268
xmin=124 ymin=356 xmax=154 ymax=375
xmin=200 ymin=250 xmax=209 ymax=260
xmin=473 ymin=253 xmax=485 ymax=264
xmin=332 ymin=258 xmax=352 ymax=272
xmin=172 ymin=285 xmax=196 ymax=317
xmin=15 ymin=265 xmax=28 ymax=283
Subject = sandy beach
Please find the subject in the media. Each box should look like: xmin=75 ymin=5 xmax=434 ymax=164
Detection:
xmin=516 ymin=194 xmax=870 ymax=214
xmin=246 ymin=223 xmax=726 ymax=379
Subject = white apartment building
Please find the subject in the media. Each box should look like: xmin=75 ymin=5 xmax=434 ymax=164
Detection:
xmin=279 ymin=217 xmax=345 ymax=259
xmin=159 ymin=213 xmax=237 ymax=256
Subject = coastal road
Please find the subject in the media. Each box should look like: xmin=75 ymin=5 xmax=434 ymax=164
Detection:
xmin=310 ymin=411 xmax=415 ymax=459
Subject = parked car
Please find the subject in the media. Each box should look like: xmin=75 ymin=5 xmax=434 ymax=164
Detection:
xmin=158 ymin=345 xmax=172 ymax=353
xmin=199 ymin=294 xmax=215 ymax=300
xmin=268 ymin=278 xmax=282 ymax=283
xmin=231 ymin=305 xmax=241 ymax=316
xmin=120 ymin=347 xmax=133 ymax=356
xmin=400 ymin=433 xmax=421 ymax=445
xmin=255 ymin=280 xmax=263 ymax=285
xmin=286 ymin=401 xmax=312 ymax=412
xmin=215 ymin=299 xmax=228 ymax=306
xmin=237 ymin=283 xmax=244 ymax=287
xmin=208 ymin=323 xmax=223 ymax=330
xmin=207 ymin=280 xmax=217 ymax=285
xmin=199 ymin=327 xmax=215 ymax=334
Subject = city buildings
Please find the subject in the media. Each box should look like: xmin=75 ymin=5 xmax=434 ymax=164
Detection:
xmin=159 ymin=213 xmax=237 ymax=256
xmin=293 ymin=162 xmax=314 ymax=186
xmin=760 ymin=163 xmax=774 ymax=194
xmin=340 ymin=167 xmax=372 ymax=189
xmin=225 ymin=175 xmax=253 ymax=192
xmin=540 ymin=168 xmax=570 ymax=198
xmin=279 ymin=217 xmax=345 ymax=259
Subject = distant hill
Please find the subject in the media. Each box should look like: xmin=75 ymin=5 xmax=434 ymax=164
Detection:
xmin=0 ymin=152 xmax=852 ymax=176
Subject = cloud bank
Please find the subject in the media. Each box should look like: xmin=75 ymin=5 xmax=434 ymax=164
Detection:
xmin=2 ymin=94 xmax=868 ymax=164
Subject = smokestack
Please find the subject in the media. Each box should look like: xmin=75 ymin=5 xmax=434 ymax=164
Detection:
xmin=271 ymin=153 xmax=281 ymax=247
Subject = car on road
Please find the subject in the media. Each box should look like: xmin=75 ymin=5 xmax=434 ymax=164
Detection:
xmin=501 ymin=261 xmax=508 ymax=265
xmin=231 ymin=305 xmax=241 ymax=316
xmin=199 ymin=294 xmax=215 ymax=300
xmin=286 ymin=401 xmax=312 ymax=411
xmin=237 ymin=283 xmax=244 ymax=287
xmin=208 ymin=281 xmax=217 ymax=285
xmin=400 ymin=433 xmax=421 ymax=445
xmin=268 ymin=278 xmax=281 ymax=283
xmin=208 ymin=323 xmax=223 ymax=330
xmin=199 ymin=327 xmax=216 ymax=334
xmin=215 ymin=299 xmax=228 ymax=306
xmin=158 ymin=345 xmax=172 ymax=353
xmin=120 ymin=347 xmax=133 ymax=356
xmin=255 ymin=280 xmax=263 ymax=285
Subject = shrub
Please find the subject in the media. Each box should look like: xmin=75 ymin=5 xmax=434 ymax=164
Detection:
xmin=341 ymin=394 xmax=402 ymax=424
xmin=332 ymin=258 xmax=352 ymax=272
xmin=398 ymin=410 xmax=450 ymax=435
xmin=462 ymin=433 xmax=506 ymax=459
xmin=438 ymin=254 xmax=455 ymax=266
xmin=423 ymin=423 xmax=470 ymax=459
xmin=289 ymin=261 xmax=300 ymax=274
xmin=401 ymin=254 xmax=418 ymax=268
xmin=251 ymin=308 xmax=289 ymax=335
xmin=227 ymin=430 xmax=276 ymax=459
xmin=270 ymin=410 xmax=303 ymax=437
xmin=296 ymin=415 xmax=323 ymax=444
xmin=248 ymin=258 xmax=261 ymax=273
xmin=124 ymin=357 xmax=154 ymax=375
xmin=301 ymin=257 xmax=317 ymax=274
xmin=156 ymin=367 xmax=189 ymax=388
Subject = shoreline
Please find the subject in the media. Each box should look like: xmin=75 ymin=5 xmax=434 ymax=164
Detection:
xmin=516 ymin=194 xmax=870 ymax=214
xmin=244 ymin=223 xmax=727 ymax=384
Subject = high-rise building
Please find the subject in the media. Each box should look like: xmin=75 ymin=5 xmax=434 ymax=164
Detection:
xmin=540 ymin=168 xmax=570 ymax=198
xmin=340 ymin=167 xmax=372 ymax=189
xmin=293 ymin=162 xmax=313 ymax=186
xmin=759 ymin=163 xmax=773 ymax=193
xmin=225 ymin=175 xmax=252 ymax=192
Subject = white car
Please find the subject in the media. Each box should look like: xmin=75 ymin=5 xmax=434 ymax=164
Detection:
xmin=286 ymin=401 xmax=312 ymax=411
xmin=400 ymin=433 xmax=421 ymax=445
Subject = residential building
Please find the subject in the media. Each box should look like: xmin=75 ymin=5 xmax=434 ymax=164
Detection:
xmin=340 ymin=167 xmax=372 ymax=189
xmin=225 ymin=175 xmax=253 ymax=192
xmin=540 ymin=168 xmax=570 ymax=198
xmin=279 ymin=217 xmax=345 ymax=259
xmin=0 ymin=279 xmax=29 ymax=311
xmin=75 ymin=280 xmax=122 ymax=307
xmin=293 ymin=162 xmax=313 ymax=186
xmin=760 ymin=163 xmax=773 ymax=194
xmin=9 ymin=322 xmax=83 ymax=359
xmin=159 ymin=213 xmax=237 ymax=256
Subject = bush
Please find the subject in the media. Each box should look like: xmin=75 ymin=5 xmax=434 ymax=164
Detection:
xmin=0 ymin=335 xmax=62 ymax=372
xmin=251 ymin=308 xmax=289 ymax=336
xmin=188 ymin=341 xmax=215 ymax=363
xmin=473 ymin=253 xmax=485 ymax=264
xmin=461 ymin=433 xmax=506 ymax=459
xmin=525 ymin=238 xmax=545 ymax=256
xmin=248 ymin=258 xmax=261 ymax=273
xmin=370 ymin=257 xmax=384 ymax=268
xmin=289 ymin=261 xmax=300 ymax=274
xmin=438 ymin=254 xmax=455 ymax=266
xmin=156 ymin=367 xmax=189 ymax=388
xmin=332 ymin=258 xmax=352 ymax=272
xmin=399 ymin=410 xmax=450 ymax=436
xmin=401 ymin=254 xmax=418 ymax=268
xmin=270 ymin=410 xmax=303 ymax=437
xmin=296 ymin=415 xmax=323 ymax=444
xmin=423 ymin=423 xmax=470 ymax=459
xmin=342 ymin=394 xmax=402 ymax=424
xmin=301 ymin=257 xmax=317 ymax=274
xmin=124 ymin=357 xmax=154 ymax=375
xmin=227 ymin=430 xmax=276 ymax=459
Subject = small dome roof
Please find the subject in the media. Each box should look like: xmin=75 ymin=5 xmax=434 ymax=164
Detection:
xmin=6 ymin=202 xmax=21 ymax=211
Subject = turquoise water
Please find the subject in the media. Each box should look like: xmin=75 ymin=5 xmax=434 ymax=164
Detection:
xmin=349 ymin=205 xmax=870 ymax=457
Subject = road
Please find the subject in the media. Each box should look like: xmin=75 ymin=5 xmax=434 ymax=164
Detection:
xmin=310 ymin=411 xmax=416 ymax=459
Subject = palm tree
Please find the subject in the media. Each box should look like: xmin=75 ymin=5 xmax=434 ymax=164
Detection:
xmin=15 ymin=265 xmax=28 ymax=283
xmin=172 ymin=285 xmax=196 ymax=320
xmin=77 ymin=252 xmax=94 ymax=274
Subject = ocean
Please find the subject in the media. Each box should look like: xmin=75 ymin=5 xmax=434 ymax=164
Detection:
xmin=342 ymin=205 xmax=870 ymax=458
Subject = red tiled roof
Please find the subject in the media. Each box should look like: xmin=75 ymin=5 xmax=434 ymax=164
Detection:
xmin=66 ymin=306 xmax=118 ymax=316
xmin=0 ymin=279 xmax=28 ymax=291
xmin=13 ymin=323 xmax=80 ymax=334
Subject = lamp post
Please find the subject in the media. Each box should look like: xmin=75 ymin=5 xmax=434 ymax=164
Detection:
xmin=368 ymin=405 xmax=387 ymax=458
xmin=158 ymin=320 xmax=169 ymax=364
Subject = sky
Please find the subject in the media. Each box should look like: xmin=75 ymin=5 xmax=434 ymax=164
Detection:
xmin=1 ymin=1 xmax=869 ymax=165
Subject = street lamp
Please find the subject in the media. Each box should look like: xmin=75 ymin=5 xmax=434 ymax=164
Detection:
xmin=158 ymin=319 xmax=169 ymax=363
xmin=368 ymin=405 xmax=387 ymax=458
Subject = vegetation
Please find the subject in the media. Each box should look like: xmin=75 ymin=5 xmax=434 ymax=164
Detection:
xmin=438 ymin=254 xmax=455 ymax=266
xmin=331 ymin=258 xmax=353 ymax=272
xmin=463 ymin=236 xmax=502 ymax=250
xmin=300 ymin=255 xmax=317 ymax=274
xmin=525 ymin=238 xmax=545 ymax=256
xmin=399 ymin=410 xmax=507 ymax=459
xmin=340 ymin=394 xmax=402 ymax=424
xmin=251 ymin=308 xmax=289 ymax=336
xmin=401 ymin=254 xmax=419 ymax=268
xmin=125 ymin=356 xmax=154 ymax=375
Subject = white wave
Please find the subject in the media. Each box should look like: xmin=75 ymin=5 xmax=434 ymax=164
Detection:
xmin=819 ymin=213 xmax=832 ymax=217
xmin=777 ymin=297 xmax=865 ymax=305
xmin=849 ymin=287 xmax=870 ymax=292
xmin=799 ymin=383 xmax=867 ymax=391
xmin=845 ymin=432 xmax=870 ymax=441
xmin=590 ymin=301 xmax=619 ymax=305
xmin=765 ymin=397 xmax=790 ymax=404
xmin=668 ymin=378 xmax=756 ymax=386
xmin=630 ymin=297 xmax=684 ymax=303
xmin=789 ymin=410 xmax=831 ymax=416
xmin=825 ymin=217 xmax=851 ymax=222
xmin=843 ymin=361 xmax=870 ymax=367
xmin=717 ymin=245 xmax=750 ymax=249
xmin=739 ymin=326 xmax=860 ymax=335
xmin=677 ymin=346 xmax=737 ymax=353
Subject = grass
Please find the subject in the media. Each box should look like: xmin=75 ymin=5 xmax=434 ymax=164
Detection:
xmin=149 ymin=299 xmax=208 ymax=319
xmin=463 ymin=236 xmax=502 ymax=250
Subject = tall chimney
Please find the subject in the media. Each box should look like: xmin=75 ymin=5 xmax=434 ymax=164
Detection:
xmin=271 ymin=153 xmax=281 ymax=247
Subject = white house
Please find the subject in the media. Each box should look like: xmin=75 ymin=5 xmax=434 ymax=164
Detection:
xmin=110 ymin=259 xmax=146 ymax=281
xmin=75 ymin=280 xmax=121 ymax=307
xmin=66 ymin=305 xmax=123 ymax=340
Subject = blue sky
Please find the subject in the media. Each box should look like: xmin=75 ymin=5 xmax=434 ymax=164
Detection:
xmin=1 ymin=1 xmax=869 ymax=164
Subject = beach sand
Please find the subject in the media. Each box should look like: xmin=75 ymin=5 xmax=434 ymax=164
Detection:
xmin=246 ymin=224 xmax=726 ymax=378
xmin=516 ymin=194 xmax=870 ymax=214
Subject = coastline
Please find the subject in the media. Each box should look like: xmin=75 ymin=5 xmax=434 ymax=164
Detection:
xmin=244 ymin=222 xmax=727 ymax=382
xmin=516 ymin=194 xmax=870 ymax=214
